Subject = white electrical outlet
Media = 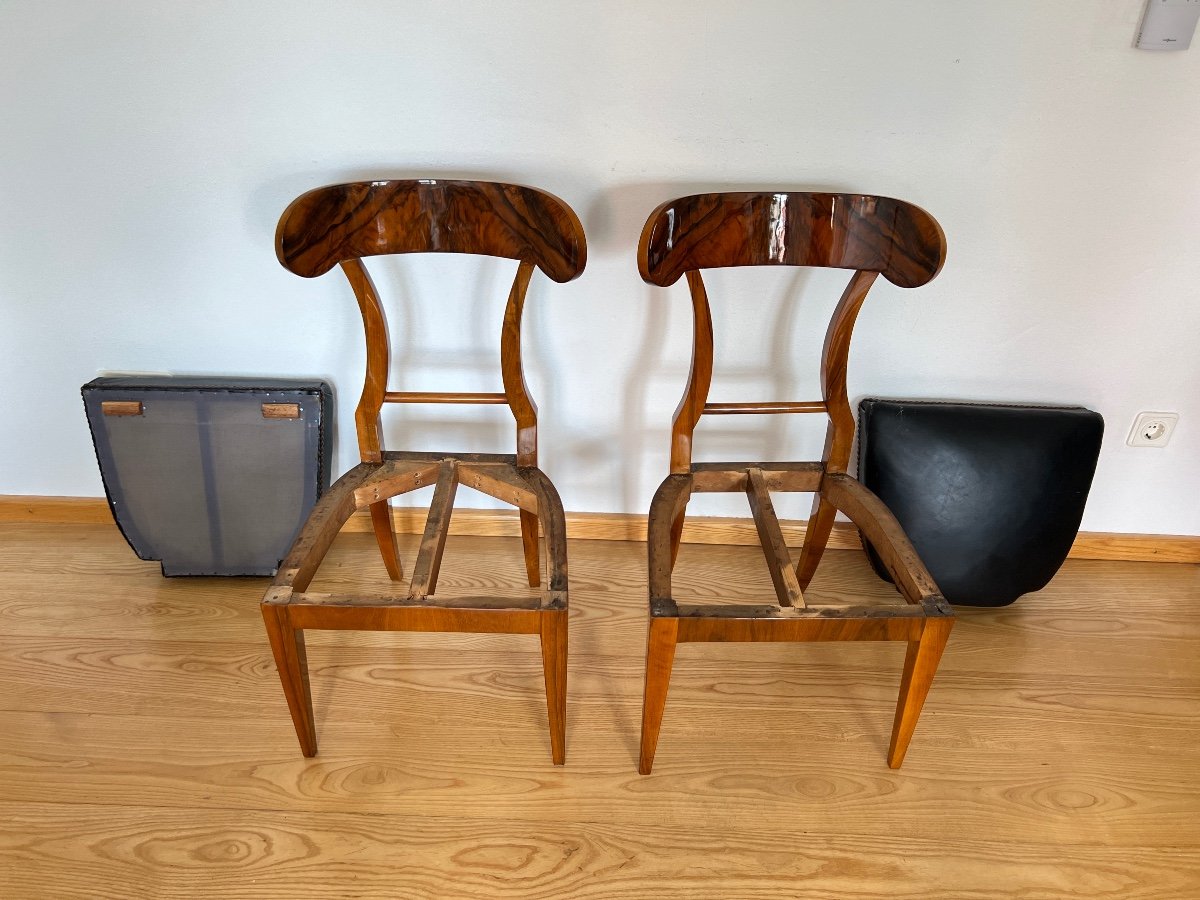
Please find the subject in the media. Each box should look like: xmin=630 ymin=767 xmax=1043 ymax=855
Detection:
xmin=1127 ymin=411 xmax=1179 ymax=447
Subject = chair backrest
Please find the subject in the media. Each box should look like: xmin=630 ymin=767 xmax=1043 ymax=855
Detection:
xmin=276 ymin=179 xmax=586 ymax=465
xmin=636 ymin=191 xmax=946 ymax=475
xmin=278 ymin=179 xmax=586 ymax=282
xmin=639 ymin=192 xmax=944 ymax=289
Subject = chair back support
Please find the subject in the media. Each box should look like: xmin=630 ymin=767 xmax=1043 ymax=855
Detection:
xmin=637 ymin=191 xmax=946 ymax=475
xmin=278 ymin=179 xmax=586 ymax=282
xmin=276 ymin=180 xmax=586 ymax=467
xmin=639 ymin=192 xmax=943 ymax=289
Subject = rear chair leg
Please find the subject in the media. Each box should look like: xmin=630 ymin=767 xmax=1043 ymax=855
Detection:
xmin=887 ymin=616 xmax=953 ymax=768
xmin=795 ymin=494 xmax=836 ymax=590
xmin=668 ymin=507 xmax=686 ymax=569
xmin=539 ymin=608 xmax=568 ymax=765
xmin=261 ymin=603 xmax=317 ymax=757
xmin=638 ymin=615 xmax=679 ymax=774
xmin=520 ymin=509 xmax=541 ymax=588
xmin=369 ymin=499 xmax=404 ymax=581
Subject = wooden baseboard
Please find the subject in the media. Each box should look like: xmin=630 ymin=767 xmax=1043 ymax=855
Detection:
xmin=2 ymin=495 xmax=1197 ymax=564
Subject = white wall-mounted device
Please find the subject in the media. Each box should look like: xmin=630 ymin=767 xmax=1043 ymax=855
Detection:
xmin=1136 ymin=0 xmax=1200 ymax=50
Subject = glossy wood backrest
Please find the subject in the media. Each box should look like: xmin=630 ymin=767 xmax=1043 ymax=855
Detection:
xmin=278 ymin=180 xmax=586 ymax=283
xmin=638 ymin=192 xmax=945 ymax=288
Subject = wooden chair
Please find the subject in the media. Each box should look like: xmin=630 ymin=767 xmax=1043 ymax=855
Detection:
xmin=262 ymin=179 xmax=585 ymax=764
xmin=636 ymin=191 xmax=954 ymax=774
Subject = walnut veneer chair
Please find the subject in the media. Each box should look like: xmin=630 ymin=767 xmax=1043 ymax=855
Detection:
xmin=636 ymin=191 xmax=954 ymax=774
xmin=262 ymin=179 xmax=585 ymax=764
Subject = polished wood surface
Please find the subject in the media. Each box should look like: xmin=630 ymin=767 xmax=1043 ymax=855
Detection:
xmin=638 ymin=191 xmax=945 ymax=288
xmin=637 ymin=191 xmax=952 ymax=773
xmin=278 ymin=183 xmax=584 ymax=581
xmin=1 ymin=521 xmax=1197 ymax=897
xmin=277 ymin=179 xmax=586 ymax=282
xmin=265 ymin=181 xmax=584 ymax=764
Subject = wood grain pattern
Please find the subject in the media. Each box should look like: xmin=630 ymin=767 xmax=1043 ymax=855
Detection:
xmin=99 ymin=400 xmax=143 ymax=416
xmin=277 ymin=180 xmax=583 ymax=581
xmin=265 ymin=180 xmax=583 ymax=762
xmin=637 ymin=191 xmax=953 ymax=773
xmin=260 ymin=402 xmax=300 ymax=419
xmin=277 ymin=179 xmax=585 ymax=283
xmin=5 ymin=803 xmax=1197 ymax=900
xmin=265 ymin=453 xmax=570 ymax=762
xmin=638 ymin=192 xmax=945 ymax=289
xmin=745 ymin=467 xmax=805 ymax=608
xmin=795 ymin=269 xmax=880 ymax=586
xmin=0 ymin=521 xmax=1198 ymax=897
xmin=6 ymin=496 xmax=1196 ymax=563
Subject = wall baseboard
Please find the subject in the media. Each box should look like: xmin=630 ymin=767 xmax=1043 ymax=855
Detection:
xmin=1 ymin=495 xmax=1197 ymax=564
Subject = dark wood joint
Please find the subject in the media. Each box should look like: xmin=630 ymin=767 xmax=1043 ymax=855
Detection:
xmin=650 ymin=597 xmax=680 ymax=617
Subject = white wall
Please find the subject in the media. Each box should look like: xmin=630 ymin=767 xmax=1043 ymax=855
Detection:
xmin=1 ymin=0 xmax=1197 ymax=534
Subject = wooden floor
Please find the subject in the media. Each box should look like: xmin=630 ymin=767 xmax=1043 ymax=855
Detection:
xmin=0 ymin=521 xmax=1197 ymax=898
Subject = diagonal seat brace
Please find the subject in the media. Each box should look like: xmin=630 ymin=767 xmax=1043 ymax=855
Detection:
xmin=745 ymin=467 xmax=805 ymax=608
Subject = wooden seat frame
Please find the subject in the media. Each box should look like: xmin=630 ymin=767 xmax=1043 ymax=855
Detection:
xmin=636 ymin=192 xmax=955 ymax=774
xmin=262 ymin=180 xmax=585 ymax=765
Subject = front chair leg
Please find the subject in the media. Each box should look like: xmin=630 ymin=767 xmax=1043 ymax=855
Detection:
xmin=887 ymin=616 xmax=953 ymax=768
xmin=520 ymin=509 xmax=541 ymax=588
xmin=261 ymin=603 xmax=317 ymax=757
xmin=638 ymin=615 xmax=679 ymax=774
xmin=539 ymin=608 xmax=568 ymax=765
xmin=369 ymin=499 xmax=404 ymax=581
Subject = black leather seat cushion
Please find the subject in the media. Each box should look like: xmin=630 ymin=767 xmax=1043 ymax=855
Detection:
xmin=857 ymin=399 xmax=1103 ymax=607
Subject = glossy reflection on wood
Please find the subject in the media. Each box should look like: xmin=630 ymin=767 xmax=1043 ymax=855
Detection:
xmin=637 ymin=191 xmax=952 ymax=774
xmin=638 ymin=191 xmax=944 ymax=289
xmin=266 ymin=180 xmax=585 ymax=765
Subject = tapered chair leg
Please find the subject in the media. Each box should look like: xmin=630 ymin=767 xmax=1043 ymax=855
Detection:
xmin=539 ymin=608 xmax=568 ymax=765
xmin=668 ymin=508 xmax=687 ymax=569
xmin=369 ymin=499 xmax=404 ymax=581
xmin=795 ymin=494 xmax=836 ymax=590
xmin=520 ymin=509 xmax=541 ymax=588
xmin=261 ymin=603 xmax=317 ymax=757
xmin=638 ymin=616 xmax=680 ymax=774
xmin=887 ymin=617 xmax=953 ymax=768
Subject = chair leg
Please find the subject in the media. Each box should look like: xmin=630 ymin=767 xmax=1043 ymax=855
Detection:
xmin=369 ymin=499 xmax=404 ymax=581
xmin=668 ymin=508 xmax=686 ymax=569
xmin=539 ymin=608 xmax=568 ymax=765
xmin=261 ymin=603 xmax=317 ymax=757
xmin=638 ymin=615 xmax=679 ymax=774
xmin=795 ymin=494 xmax=836 ymax=590
xmin=887 ymin=616 xmax=953 ymax=768
xmin=520 ymin=509 xmax=541 ymax=588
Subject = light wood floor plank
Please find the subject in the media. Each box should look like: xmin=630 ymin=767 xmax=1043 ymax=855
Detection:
xmin=1 ymin=802 xmax=1196 ymax=900
xmin=1 ymin=708 xmax=1197 ymax=846
xmin=0 ymin=522 xmax=1197 ymax=896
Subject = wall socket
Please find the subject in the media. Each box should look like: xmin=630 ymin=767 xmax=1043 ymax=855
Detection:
xmin=1127 ymin=411 xmax=1179 ymax=447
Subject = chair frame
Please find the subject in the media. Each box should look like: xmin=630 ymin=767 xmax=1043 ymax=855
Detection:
xmin=636 ymin=192 xmax=955 ymax=774
xmin=262 ymin=180 xmax=585 ymax=764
